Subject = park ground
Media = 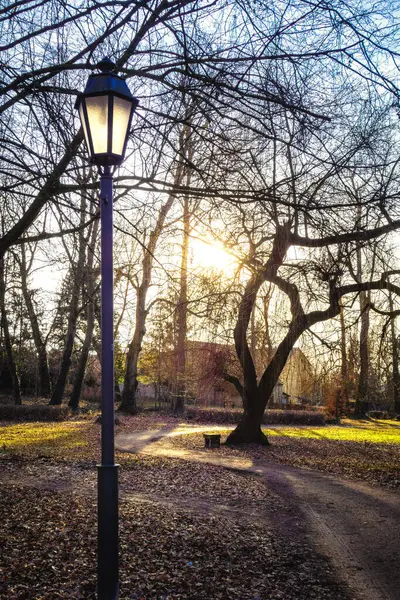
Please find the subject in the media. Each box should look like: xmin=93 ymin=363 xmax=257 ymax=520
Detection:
xmin=0 ymin=413 xmax=400 ymax=599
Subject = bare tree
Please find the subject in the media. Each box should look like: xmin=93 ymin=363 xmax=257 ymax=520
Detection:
xmin=14 ymin=243 xmax=51 ymax=397
xmin=68 ymin=217 xmax=99 ymax=409
xmin=0 ymin=255 xmax=21 ymax=403
xmin=49 ymin=184 xmax=89 ymax=405
xmin=213 ymin=103 xmax=400 ymax=443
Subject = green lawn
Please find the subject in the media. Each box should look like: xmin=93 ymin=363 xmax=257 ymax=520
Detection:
xmin=264 ymin=419 xmax=400 ymax=444
xmin=0 ymin=420 xmax=97 ymax=460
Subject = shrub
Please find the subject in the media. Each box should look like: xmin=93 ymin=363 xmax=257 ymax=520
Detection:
xmin=264 ymin=409 xmax=325 ymax=425
xmin=324 ymin=414 xmax=341 ymax=425
xmin=185 ymin=407 xmax=242 ymax=424
xmin=0 ymin=404 xmax=70 ymax=422
xmin=82 ymin=386 xmax=101 ymax=403
xmin=184 ymin=406 xmax=325 ymax=426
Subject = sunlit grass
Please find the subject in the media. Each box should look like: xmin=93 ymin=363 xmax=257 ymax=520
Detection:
xmin=263 ymin=420 xmax=400 ymax=444
xmin=0 ymin=420 xmax=144 ymax=465
xmin=0 ymin=421 xmax=95 ymax=459
xmin=1 ymin=417 xmax=400 ymax=466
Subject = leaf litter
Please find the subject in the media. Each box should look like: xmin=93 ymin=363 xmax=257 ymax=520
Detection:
xmin=0 ymin=415 xmax=368 ymax=598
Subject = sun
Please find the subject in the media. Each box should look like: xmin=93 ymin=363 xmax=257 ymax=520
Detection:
xmin=191 ymin=238 xmax=236 ymax=272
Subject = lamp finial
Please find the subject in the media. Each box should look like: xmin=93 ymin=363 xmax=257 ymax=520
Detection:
xmin=97 ymin=57 xmax=115 ymax=73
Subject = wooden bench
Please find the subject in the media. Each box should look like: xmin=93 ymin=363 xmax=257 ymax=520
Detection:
xmin=203 ymin=433 xmax=221 ymax=448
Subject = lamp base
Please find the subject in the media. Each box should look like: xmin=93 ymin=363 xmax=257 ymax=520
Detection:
xmin=97 ymin=464 xmax=119 ymax=600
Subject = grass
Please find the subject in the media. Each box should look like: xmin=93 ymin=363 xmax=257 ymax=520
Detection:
xmin=1 ymin=415 xmax=400 ymax=490
xmin=263 ymin=419 xmax=400 ymax=445
xmin=156 ymin=418 xmax=400 ymax=488
xmin=0 ymin=414 xmax=182 ymax=463
xmin=0 ymin=420 xmax=97 ymax=460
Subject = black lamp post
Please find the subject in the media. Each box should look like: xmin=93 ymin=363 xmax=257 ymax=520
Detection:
xmin=76 ymin=57 xmax=138 ymax=600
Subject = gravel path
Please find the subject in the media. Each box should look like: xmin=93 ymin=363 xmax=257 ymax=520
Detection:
xmin=116 ymin=426 xmax=400 ymax=600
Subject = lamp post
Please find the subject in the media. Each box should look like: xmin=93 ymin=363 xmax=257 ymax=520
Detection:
xmin=76 ymin=57 xmax=138 ymax=600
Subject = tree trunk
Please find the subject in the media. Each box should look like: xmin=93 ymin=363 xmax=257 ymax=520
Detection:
xmin=68 ymin=299 xmax=95 ymax=410
xmin=353 ymin=202 xmax=371 ymax=419
xmin=49 ymin=191 xmax=87 ymax=405
xmin=354 ymin=239 xmax=370 ymax=418
xmin=225 ymin=410 xmax=269 ymax=445
xmin=355 ymin=290 xmax=370 ymax=417
xmin=69 ymin=220 xmax=99 ymax=410
xmin=119 ymin=194 xmax=177 ymax=413
xmin=119 ymin=283 xmax=145 ymax=413
xmin=227 ymin=317 xmax=308 ymax=444
xmin=250 ymin=303 xmax=257 ymax=360
xmin=228 ymin=225 xmax=291 ymax=442
xmin=258 ymin=286 xmax=273 ymax=368
xmin=394 ymin=339 xmax=400 ymax=414
xmin=173 ymin=193 xmax=190 ymax=414
xmin=19 ymin=244 xmax=51 ymax=397
xmin=0 ymin=255 xmax=21 ymax=404
xmin=226 ymin=220 xmax=341 ymax=446
xmin=339 ymin=298 xmax=349 ymax=408
xmin=119 ymin=123 xmax=189 ymax=413
xmin=233 ymin=274 xmax=263 ymax=413
xmin=389 ymin=290 xmax=400 ymax=414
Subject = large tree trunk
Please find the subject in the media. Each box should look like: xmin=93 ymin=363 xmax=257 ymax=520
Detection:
xmin=225 ymin=411 xmax=270 ymax=445
xmin=227 ymin=302 xmax=326 ymax=443
xmin=69 ymin=220 xmax=99 ymax=410
xmin=49 ymin=191 xmax=87 ymax=405
xmin=0 ymin=255 xmax=21 ymax=404
xmin=226 ymin=225 xmax=292 ymax=444
xmin=226 ymin=220 xmax=344 ymax=445
xmin=19 ymin=244 xmax=51 ymax=397
xmin=226 ymin=323 xmax=304 ymax=444
xmin=233 ymin=274 xmax=263 ymax=414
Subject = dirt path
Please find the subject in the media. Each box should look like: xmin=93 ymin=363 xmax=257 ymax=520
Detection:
xmin=259 ymin=462 xmax=400 ymax=600
xmin=116 ymin=426 xmax=400 ymax=600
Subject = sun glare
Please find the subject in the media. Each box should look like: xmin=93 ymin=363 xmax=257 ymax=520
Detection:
xmin=191 ymin=238 xmax=236 ymax=273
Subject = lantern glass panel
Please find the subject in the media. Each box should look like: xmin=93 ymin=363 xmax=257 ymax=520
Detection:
xmin=85 ymin=95 xmax=109 ymax=154
xmin=79 ymin=104 xmax=91 ymax=154
xmin=112 ymin=96 xmax=132 ymax=156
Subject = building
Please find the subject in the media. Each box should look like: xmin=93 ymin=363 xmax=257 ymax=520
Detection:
xmin=137 ymin=339 xmax=314 ymax=409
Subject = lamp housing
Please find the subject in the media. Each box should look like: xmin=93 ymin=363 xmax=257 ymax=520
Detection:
xmin=75 ymin=57 xmax=138 ymax=166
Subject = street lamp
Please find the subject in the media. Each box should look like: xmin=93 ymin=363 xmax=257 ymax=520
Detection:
xmin=76 ymin=57 xmax=138 ymax=600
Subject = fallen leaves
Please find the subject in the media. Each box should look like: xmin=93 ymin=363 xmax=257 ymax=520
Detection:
xmin=0 ymin=479 xmax=350 ymax=599
xmin=2 ymin=413 xmax=397 ymax=598
xmin=164 ymin=429 xmax=400 ymax=488
xmin=2 ymin=414 xmax=399 ymax=490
